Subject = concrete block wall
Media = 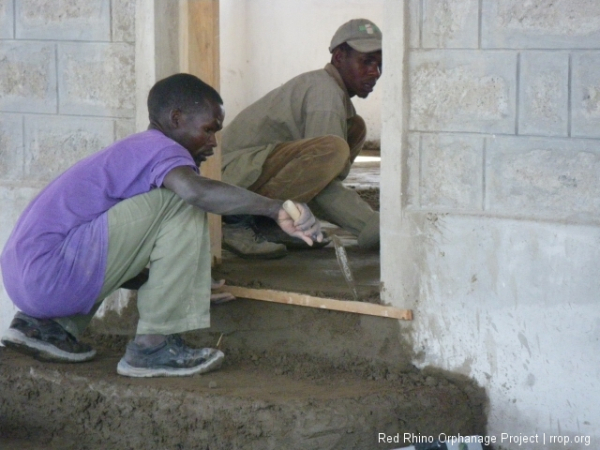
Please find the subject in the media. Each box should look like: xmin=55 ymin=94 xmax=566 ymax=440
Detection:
xmin=0 ymin=0 xmax=136 ymax=331
xmin=383 ymin=0 xmax=600 ymax=447
xmin=405 ymin=0 xmax=600 ymax=225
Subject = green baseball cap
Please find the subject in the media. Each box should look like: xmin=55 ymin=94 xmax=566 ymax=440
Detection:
xmin=329 ymin=18 xmax=382 ymax=53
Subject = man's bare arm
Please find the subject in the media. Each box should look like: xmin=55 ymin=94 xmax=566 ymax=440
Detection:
xmin=163 ymin=166 xmax=281 ymax=218
xmin=162 ymin=166 xmax=323 ymax=244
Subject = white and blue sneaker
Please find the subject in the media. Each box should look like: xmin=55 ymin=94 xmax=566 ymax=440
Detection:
xmin=117 ymin=334 xmax=224 ymax=378
xmin=1 ymin=312 xmax=96 ymax=363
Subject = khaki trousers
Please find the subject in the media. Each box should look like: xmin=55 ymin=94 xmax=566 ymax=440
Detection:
xmin=248 ymin=115 xmax=367 ymax=202
xmin=57 ymin=189 xmax=211 ymax=337
xmin=246 ymin=114 xmax=379 ymax=247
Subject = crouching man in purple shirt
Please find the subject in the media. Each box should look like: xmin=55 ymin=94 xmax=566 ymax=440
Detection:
xmin=0 ymin=73 xmax=322 ymax=378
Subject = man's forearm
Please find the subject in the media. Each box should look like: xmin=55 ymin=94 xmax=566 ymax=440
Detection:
xmin=163 ymin=166 xmax=283 ymax=218
xmin=175 ymin=176 xmax=282 ymax=218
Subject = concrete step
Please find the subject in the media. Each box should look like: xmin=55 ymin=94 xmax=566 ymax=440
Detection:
xmin=0 ymin=341 xmax=484 ymax=450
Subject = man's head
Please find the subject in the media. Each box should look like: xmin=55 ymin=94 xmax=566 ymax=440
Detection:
xmin=148 ymin=73 xmax=225 ymax=165
xmin=329 ymin=19 xmax=382 ymax=99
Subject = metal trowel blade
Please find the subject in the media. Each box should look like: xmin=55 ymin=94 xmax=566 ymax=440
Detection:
xmin=331 ymin=235 xmax=360 ymax=301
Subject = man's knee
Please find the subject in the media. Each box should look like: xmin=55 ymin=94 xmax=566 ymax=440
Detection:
xmin=347 ymin=115 xmax=367 ymax=155
xmin=317 ymin=135 xmax=350 ymax=174
xmin=348 ymin=115 xmax=366 ymax=136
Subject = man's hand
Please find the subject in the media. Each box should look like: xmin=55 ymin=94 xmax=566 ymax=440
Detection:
xmin=276 ymin=201 xmax=323 ymax=246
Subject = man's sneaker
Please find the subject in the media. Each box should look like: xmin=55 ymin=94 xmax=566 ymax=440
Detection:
xmin=1 ymin=312 xmax=96 ymax=363
xmin=253 ymin=216 xmax=331 ymax=250
xmin=222 ymin=223 xmax=288 ymax=259
xmin=116 ymin=334 xmax=224 ymax=378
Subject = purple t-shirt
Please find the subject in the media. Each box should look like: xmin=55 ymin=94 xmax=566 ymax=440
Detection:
xmin=0 ymin=129 xmax=197 ymax=318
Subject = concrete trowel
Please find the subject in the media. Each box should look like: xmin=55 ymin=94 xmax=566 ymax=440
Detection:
xmin=283 ymin=200 xmax=359 ymax=301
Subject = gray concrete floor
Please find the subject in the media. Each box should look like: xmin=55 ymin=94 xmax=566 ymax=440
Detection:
xmin=214 ymin=153 xmax=382 ymax=301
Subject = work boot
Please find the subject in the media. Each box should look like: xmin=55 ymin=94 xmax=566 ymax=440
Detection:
xmin=1 ymin=312 xmax=96 ymax=363
xmin=222 ymin=222 xmax=288 ymax=259
xmin=309 ymin=180 xmax=380 ymax=249
xmin=253 ymin=216 xmax=331 ymax=249
xmin=357 ymin=214 xmax=380 ymax=250
xmin=117 ymin=334 xmax=224 ymax=378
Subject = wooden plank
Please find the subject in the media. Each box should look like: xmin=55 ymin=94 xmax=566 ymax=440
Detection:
xmin=218 ymin=286 xmax=414 ymax=321
xmin=180 ymin=0 xmax=222 ymax=264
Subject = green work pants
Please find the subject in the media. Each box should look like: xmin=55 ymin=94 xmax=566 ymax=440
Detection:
xmin=57 ymin=188 xmax=211 ymax=337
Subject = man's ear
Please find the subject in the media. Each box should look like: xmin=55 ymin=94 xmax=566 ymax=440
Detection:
xmin=331 ymin=48 xmax=342 ymax=67
xmin=331 ymin=46 xmax=350 ymax=70
xmin=169 ymin=109 xmax=182 ymax=128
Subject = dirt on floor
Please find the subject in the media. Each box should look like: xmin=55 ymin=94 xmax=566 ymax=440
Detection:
xmin=2 ymin=296 xmax=489 ymax=450
xmin=213 ymin=242 xmax=382 ymax=303
xmin=0 ymin=258 xmax=489 ymax=449
xmin=0 ymin=335 xmax=487 ymax=450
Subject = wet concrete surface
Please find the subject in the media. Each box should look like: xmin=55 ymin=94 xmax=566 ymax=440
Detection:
xmin=0 ymin=341 xmax=485 ymax=450
xmin=213 ymin=230 xmax=381 ymax=303
xmin=214 ymin=154 xmax=383 ymax=302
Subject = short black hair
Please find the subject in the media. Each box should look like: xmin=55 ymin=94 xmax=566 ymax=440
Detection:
xmin=147 ymin=73 xmax=223 ymax=122
xmin=331 ymin=42 xmax=354 ymax=56
xmin=330 ymin=42 xmax=355 ymax=65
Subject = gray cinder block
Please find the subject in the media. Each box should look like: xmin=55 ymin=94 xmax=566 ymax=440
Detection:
xmin=519 ymin=52 xmax=569 ymax=137
xmin=482 ymin=0 xmax=600 ymax=49
xmin=409 ymin=50 xmax=517 ymax=134
xmin=115 ymin=120 xmax=136 ymax=142
xmin=0 ymin=42 xmax=57 ymax=114
xmin=486 ymin=136 xmax=600 ymax=219
xmin=571 ymin=51 xmax=600 ymax=139
xmin=23 ymin=115 xmax=114 ymax=183
xmin=58 ymin=43 xmax=135 ymax=118
xmin=112 ymin=0 xmax=135 ymax=43
xmin=0 ymin=0 xmax=14 ymax=39
xmin=0 ymin=114 xmax=24 ymax=180
xmin=420 ymin=133 xmax=484 ymax=210
xmin=408 ymin=0 xmax=421 ymax=49
xmin=15 ymin=0 xmax=110 ymax=41
xmin=422 ymin=0 xmax=479 ymax=49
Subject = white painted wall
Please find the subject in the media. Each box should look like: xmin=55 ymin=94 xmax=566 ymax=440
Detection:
xmin=403 ymin=214 xmax=600 ymax=448
xmin=382 ymin=0 xmax=600 ymax=447
xmin=219 ymin=0 xmax=383 ymax=142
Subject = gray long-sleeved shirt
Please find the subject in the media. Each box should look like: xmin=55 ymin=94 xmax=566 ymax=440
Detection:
xmin=221 ymin=63 xmax=355 ymax=188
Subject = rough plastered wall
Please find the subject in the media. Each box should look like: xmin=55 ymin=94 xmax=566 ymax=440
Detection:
xmin=382 ymin=0 xmax=600 ymax=447
xmin=0 ymin=0 xmax=136 ymax=333
xmin=219 ymin=0 xmax=383 ymax=144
